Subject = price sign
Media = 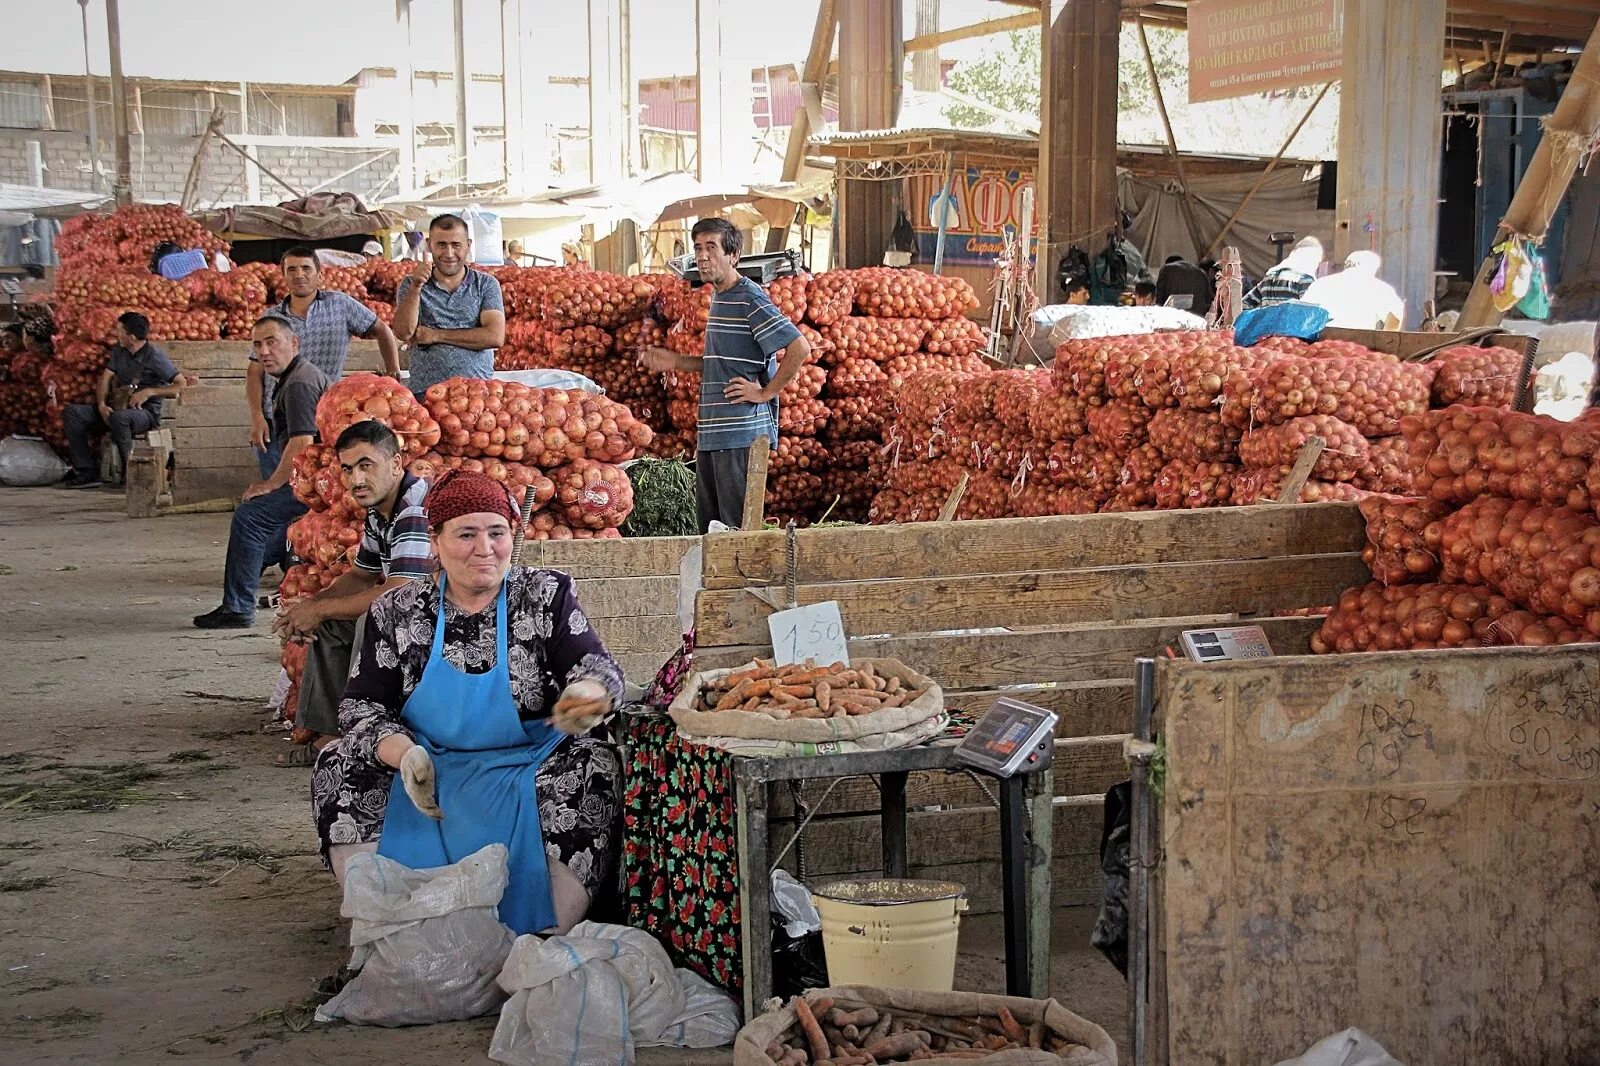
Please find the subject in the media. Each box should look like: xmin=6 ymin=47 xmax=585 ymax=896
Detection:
xmin=767 ymin=601 xmax=850 ymax=667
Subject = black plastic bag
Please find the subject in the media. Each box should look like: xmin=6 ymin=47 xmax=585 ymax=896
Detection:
xmin=770 ymin=915 xmax=828 ymax=1000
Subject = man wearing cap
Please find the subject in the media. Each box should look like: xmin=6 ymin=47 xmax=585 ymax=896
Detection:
xmin=246 ymin=245 xmax=400 ymax=477
xmin=196 ymin=314 xmax=329 ymax=629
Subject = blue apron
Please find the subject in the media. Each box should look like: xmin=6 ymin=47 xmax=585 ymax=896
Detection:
xmin=377 ymin=576 xmax=565 ymax=935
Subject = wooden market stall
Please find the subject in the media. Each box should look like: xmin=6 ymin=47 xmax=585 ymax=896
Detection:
xmin=1136 ymin=645 xmax=1600 ymax=1065
xmin=690 ymin=502 xmax=1370 ymax=948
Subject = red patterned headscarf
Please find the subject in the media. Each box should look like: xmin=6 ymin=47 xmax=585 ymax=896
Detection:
xmin=423 ymin=470 xmax=520 ymax=531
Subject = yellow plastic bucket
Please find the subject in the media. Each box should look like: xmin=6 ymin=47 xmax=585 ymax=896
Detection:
xmin=812 ymin=879 xmax=968 ymax=991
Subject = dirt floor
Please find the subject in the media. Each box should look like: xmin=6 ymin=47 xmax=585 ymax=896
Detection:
xmin=0 ymin=486 xmax=1130 ymax=1065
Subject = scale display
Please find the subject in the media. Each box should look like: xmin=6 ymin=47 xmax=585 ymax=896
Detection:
xmin=1180 ymin=625 xmax=1274 ymax=662
xmin=953 ymin=698 xmax=1058 ymax=777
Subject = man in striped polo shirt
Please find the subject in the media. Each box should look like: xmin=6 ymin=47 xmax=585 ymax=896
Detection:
xmin=641 ymin=218 xmax=811 ymax=531
xmin=271 ymin=419 xmax=432 ymax=763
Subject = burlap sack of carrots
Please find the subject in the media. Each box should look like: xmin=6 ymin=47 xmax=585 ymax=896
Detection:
xmin=733 ymin=987 xmax=1117 ymax=1065
xmin=668 ymin=659 xmax=944 ymax=742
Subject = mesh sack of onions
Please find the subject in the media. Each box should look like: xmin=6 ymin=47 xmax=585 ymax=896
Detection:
xmin=778 ymin=399 xmax=829 ymax=437
xmin=1406 ymin=406 xmax=1600 ymax=511
xmin=1231 ymin=469 xmax=1366 ymax=506
xmin=923 ymin=317 xmax=986 ymax=357
xmin=993 ymin=369 xmax=1050 ymax=434
xmin=527 ymin=511 xmax=623 ymax=541
xmin=1310 ymin=582 xmax=1524 ymax=654
xmin=952 ymin=472 xmax=1014 ymax=521
xmin=614 ymin=317 xmax=667 ymax=354
xmin=1238 ymin=415 xmax=1370 ymax=482
xmin=1429 ymin=345 xmax=1523 ymax=408
xmin=779 ymin=364 xmax=828 ymax=405
xmin=408 ymin=452 xmax=556 ymax=509
xmin=1154 ymin=459 xmax=1240 ymax=510
xmin=883 ymin=352 xmax=985 ymax=392
xmin=851 ymin=267 xmax=978 ymax=320
xmin=1063 ymin=437 xmax=1124 ymax=501
xmin=1087 ymin=399 xmax=1154 ymax=452
xmin=548 ymin=459 xmax=634 ymax=529
xmin=286 ymin=510 xmax=363 ymax=571
xmin=1055 ymin=339 xmax=1112 ymax=404
xmin=543 ymin=325 xmax=613 ymax=366
xmin=1027 ymin=385 xmax=1088 ymax=442
xmin=1358 ymin=495 xmax=1450 ymax=586
xmin=1111 ymin=443 xmax=1167 ymax=510
xmin=1147 ymin=408 xmax=1240 ymax=464
xmin=1353 ymin=435 xmax=1413 ymax=494
xmin=766 ymin=275 xmax=811 ymax=325
xmin=806 ymin=271 xmax=857 ymax=327
xmin=1169 ymin=344 xmax=1266 ymax=415
xmin=825 ymin=316 xmax=929 ymax=363
xmin=658 ymin=283 xmax=712 ymax=331
xmin=1255 ymin=335 xmax=1312 ymax=357
xmin=540 ymin=271 xmax=655 ymax=330
xmin=317 ymin=374 xmax=442 ymax=461
xmin=1251 ymin=356 xmax=1434 ymax=436
xmin=822 ymin=395 xmax=886 ymax=441
xmin=1433 ymin=496 xmax=1600 ymax=631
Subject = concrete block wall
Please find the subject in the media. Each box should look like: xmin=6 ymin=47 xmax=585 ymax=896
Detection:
xmin=0 ymin=128 xmax=398 ymax=207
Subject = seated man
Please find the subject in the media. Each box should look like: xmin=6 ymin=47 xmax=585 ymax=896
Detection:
xmin=194 ymin=314 xmax=327 ymax=630
xmin=1132 ymin=281 xmax=1158 ymax=307
xmin=61 ymin=312 xmax=181 ymax=489
xmin=271 ymin=419 xmax=432 ymax=765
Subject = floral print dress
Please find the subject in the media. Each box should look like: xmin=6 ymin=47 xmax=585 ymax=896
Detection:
xmin=311 ymin=567 xmax=625 ymax=898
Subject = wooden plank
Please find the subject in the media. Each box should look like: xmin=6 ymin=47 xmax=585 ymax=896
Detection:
xmin=177 ymin=446 xmax=260 ymax=470
xmin=174 ymin=402 xmax=254 ymax=429
xmin=176 ymin=384 xmax=247 ymax=408
xmin=695 ymin=554 xmax=1366 ymax=646
xmin=169 ymin=339 xmax=383 ymax=372
xmin=1274 ymin=437 xmax=1325 ymax=504
xmin=701 ymin=504 xmax=1365 ymax=588
xmin=741 ymin=436 xmax=770 ymax=531
xmin=948 ymin=679 xmax=1135 ymax=738
xmin=768 ymin=734 xmax=1129 ymax=818
xmin=1157 ymin=646 xmax=1600 ymax=1065
xmin=526 ymin=535 xmax=697 ymax=579
xmin=565 ymin=576 xmax=680 ymax=619
xmin=696 ymin=615 xmax=1326 ymax=689
xmin=173 ymin=425 xmax=260 ymax=451
xmin=588 ymin=614 xmax=685 ymax=656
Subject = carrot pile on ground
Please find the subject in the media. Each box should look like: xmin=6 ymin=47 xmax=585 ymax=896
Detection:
xmin=765 ymin=996 xmax=1086 ymax=1063
xmin=698 ymin=660 xmax=926 ymax=719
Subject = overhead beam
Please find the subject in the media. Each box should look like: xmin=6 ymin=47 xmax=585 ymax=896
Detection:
xmin=827 ymin=12 xmax=1037 ymax=74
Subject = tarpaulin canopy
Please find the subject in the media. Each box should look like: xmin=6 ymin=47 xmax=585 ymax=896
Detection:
xmin=193 ymin=192 xmax=403 ymax=241
xmin=0 ymin=183 xmax=109 ymax=228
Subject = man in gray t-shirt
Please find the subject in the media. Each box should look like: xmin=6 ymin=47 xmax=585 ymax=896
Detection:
xmin=393 ymin=214 xmax=505 ymax=396
xmin=60 ymin=310 xmax=182 ymax=489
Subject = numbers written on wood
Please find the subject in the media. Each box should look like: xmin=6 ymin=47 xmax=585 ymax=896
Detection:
xmin=767 ymin=601 xmax=850 ymax=667
xmin=1354 ymin=699 xmax=1427 ymax=780
xmin=1487 ymin=668 xmax=1600 ymax=781
xmin=1364 ymin=793 xmax=1429 ymax=837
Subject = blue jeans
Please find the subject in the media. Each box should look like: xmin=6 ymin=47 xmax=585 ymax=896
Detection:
xmin=221 ymin=484 xmax=307 ymax=615
xmin=255 ymin=438 xmax=284 ymax=479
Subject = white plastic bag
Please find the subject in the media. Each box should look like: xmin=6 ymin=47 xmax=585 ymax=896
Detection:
xmin=1272 ymin=1028 xmax=1406 ymax=1066
xmin=461 ymin=203 xmax=505 ymax=265
xmin=0 ymin=435 xmax=69 ymax=486
xmin=316 ymin=843 xmax=516 ymax=1027
xmin=489 ymin=921 xmax=739 ymax=1065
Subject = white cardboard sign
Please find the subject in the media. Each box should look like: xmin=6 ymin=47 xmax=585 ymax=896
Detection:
xmin=767 ymin=601 xmax=850 ymax=667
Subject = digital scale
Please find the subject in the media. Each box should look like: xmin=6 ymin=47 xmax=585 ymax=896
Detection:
xmin=1179 ymin=625 xmax=1275 ymax=663
xmin=953 ymin=698 xmax=1058 ymax=778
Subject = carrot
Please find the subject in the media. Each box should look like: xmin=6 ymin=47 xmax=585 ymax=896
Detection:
xmin=828 ymin=1007 xmax=879 ymax=1028
xmin=1027 ymin=1021 xmax=1045 ymax=1049
xmin=864 ymin=1032 xmax=930 ymax=1059
xmin=866 ymin=1012 xmax=893 ymax=1044
xmin=995 ymin=1006 xmax=1026 ymax=1045
xmin=776 ymin=684 xmax=817 ymax=698
xmin=794 ymin=997 xmax=831 ymax=1063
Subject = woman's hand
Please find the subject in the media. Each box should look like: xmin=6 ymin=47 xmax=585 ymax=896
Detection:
xmin=399 ymin=744 xmax=443 ymax=820
xmin=552 ymin=679 xmax=612 ymax=735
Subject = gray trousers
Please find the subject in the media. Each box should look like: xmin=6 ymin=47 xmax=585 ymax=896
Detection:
xmin=696 ymin=447 xmax=752 ymax=533
xmin=295 ymin=615 xmax=366 ymax=737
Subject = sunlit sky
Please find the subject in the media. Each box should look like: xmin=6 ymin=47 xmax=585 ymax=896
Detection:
xmin=1 ymin=0 xmax=1015 ymax=84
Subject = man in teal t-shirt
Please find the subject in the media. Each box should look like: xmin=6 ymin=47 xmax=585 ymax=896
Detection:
xmin=641 ymin=218 xmax=811 ymax=532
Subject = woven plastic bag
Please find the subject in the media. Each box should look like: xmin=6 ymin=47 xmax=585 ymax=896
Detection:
xmin=0 ymin=436 xmax=69 ymax=487
xmin=489 ymin=921 xmax=739 ymax=1065
xmin=316 ymin=843 xmax=516 ymax=1027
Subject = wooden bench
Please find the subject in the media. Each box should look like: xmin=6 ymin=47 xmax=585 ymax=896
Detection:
xmin=690 ymin=503 xmax=1370 ymax=952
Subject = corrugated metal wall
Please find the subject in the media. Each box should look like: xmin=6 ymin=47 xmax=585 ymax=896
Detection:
xmin=0 ymin=78 xmax=46 ymax=129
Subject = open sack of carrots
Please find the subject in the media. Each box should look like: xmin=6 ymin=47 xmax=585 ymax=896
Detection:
xmin=733 ymin=987 xmax=1116 ymax=1065
xmin=669 ymin=659 xmax=945 ymax=743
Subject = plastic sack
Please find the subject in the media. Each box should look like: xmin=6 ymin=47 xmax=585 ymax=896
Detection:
xmin=1233 ymin=301 xmax=1330 ymax=347
xmin=0 ymin=435 xmax=69 ymax=486
xmin=489 ymin=921 xmax=739 ymax=1065
xmin=491 ymin=368 xmax=602 ymax=393
xmin=461 ymin=203 xmax=505 ymax=265
xmin=316 ymin=843 xmax=516 ymax=1027
xmin=1272 ymin=1028 xmax=1405 ymax=1066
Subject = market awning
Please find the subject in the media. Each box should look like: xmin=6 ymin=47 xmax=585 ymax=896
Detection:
xmin=192 ymin=192 xmax=403 ymax=241
xmin=0 ymin=183 xmax=109 ymax=228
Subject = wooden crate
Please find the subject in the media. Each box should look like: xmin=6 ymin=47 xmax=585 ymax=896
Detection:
xmin=1152 ymin=646 xmax=1600 ymax=1065
xmin=694 ymin=503 xmax=1367 ymax=911
xmin=164 ymin=340 xmax=387 ymax=505
xmin=522 ymin=535 xmax=695 ymax=685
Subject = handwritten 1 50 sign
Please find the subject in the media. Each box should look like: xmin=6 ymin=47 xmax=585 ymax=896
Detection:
xmin=767 ymin=601 xmax=850 ymax=668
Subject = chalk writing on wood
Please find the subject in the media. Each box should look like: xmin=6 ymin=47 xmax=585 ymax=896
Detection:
xmin=1487 ymin=666 xmax=1600 ymax=781
xmin=1363 ymin=793 xmax=1429 ymax=837
xmin=1354 ymin=698 xmax=1427 ymax=779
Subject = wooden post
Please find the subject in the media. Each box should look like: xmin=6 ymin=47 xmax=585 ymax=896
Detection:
xmin=1461 ymin=18 xmax=1600 ymax=328
xmin=741 ymin=436 xmax=771 ymax=531
xmin=1274 ymin=437 xmax=1326 ymax=504
xmin=453 ymin=0 xmax=470 ymax=188
xmin=1137 ymin=20 xmax=1207 ymax=259
xmin=1035 ymin=0 xmax=1120 ymax=304
xmin=837 ymin=1 xmax=903 ymax=267
xmin=126 ymin=438 xmax=163 ymax=518
xmin=766 ymin=0 xmax=838 ymax=253
xmin=104 ymin=0 xmax=133 ymax=206
xmin=733 ymin=767 xmax=772 ymax=1020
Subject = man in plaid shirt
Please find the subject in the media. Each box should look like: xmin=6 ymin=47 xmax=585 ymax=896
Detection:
xmin=246 ymin=245 xmax=401 ymax=476
xmin=1243 ymin=237 xmax=1326 ymax=310
xmin=271 ymin=420 xmax=431 ymax=763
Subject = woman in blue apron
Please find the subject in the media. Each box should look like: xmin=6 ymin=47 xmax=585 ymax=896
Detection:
xmin=310 ymin=471 xmax=625 ymax=935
